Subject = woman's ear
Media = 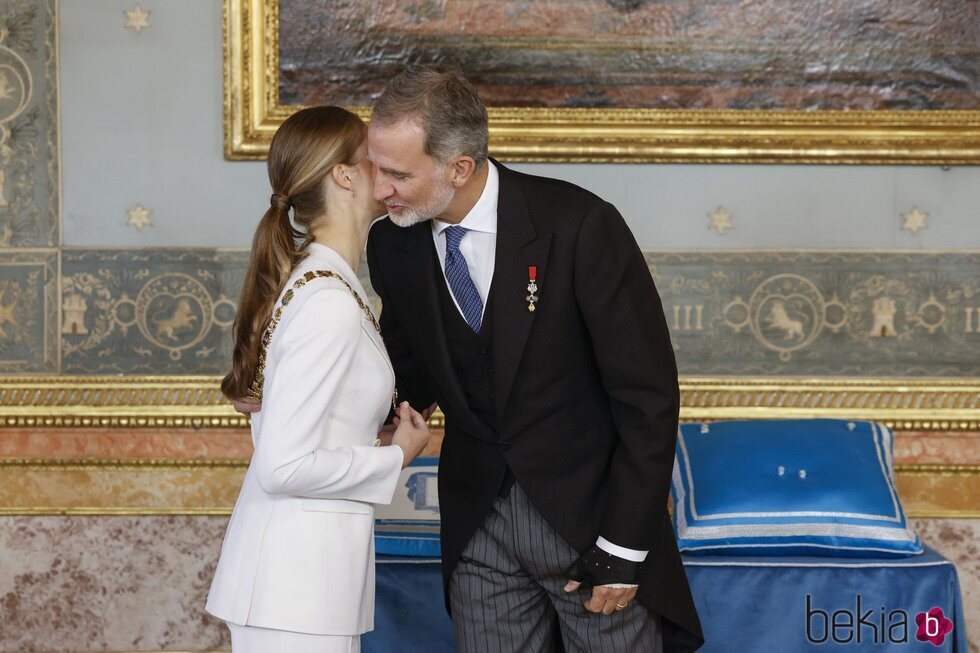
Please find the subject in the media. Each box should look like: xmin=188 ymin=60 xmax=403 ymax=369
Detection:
xmin=331 ymin=164 xmax=355 ymax=191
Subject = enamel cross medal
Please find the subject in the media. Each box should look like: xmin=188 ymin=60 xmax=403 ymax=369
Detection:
xmin=525 ymin=266 xmax=539 ymax=312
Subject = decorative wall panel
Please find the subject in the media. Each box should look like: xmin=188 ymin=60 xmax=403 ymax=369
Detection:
xmin=649 ymin=251 xmax=980 ymax=376
xmin=0 ymin=0 xmax=59 ymax=247
xmin=0 ymin=249 xmax=57 ymax=372
xmin=42 ymin=249 xmax=980 ymax=378
xmin=60 ymin=249 xmax=246 ymax=374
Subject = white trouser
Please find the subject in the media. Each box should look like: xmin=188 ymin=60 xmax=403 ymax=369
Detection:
xmin=227 ymin=622 xmax=360 ymax=653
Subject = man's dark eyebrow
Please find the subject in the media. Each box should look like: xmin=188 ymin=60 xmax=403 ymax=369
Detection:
xmin=380 ymin=166 xmax=411 ymax=177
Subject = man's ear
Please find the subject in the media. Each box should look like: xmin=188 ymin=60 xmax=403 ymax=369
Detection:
xmin=448 ymin=156 xmax=477 ymax=187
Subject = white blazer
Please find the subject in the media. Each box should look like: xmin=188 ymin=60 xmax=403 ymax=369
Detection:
xmin=206 ymin=243 xmax=404 ymax=636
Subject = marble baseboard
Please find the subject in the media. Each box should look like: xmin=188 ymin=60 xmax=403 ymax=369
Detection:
xmin=0 ymin=462 xmax=974 ymax=517
xmin=0 ymin=429 xmax=254 ymax=460
xmin=0 ymin=427 xmax=444 ymax=461
xmin=0 ymin=516 xmax=230 ymax=652
xmin=0 ymin=428 xmax=972 ymax=516
xmin=0 ymin=463 xmax=245 ymax=513
xmin=0 ymin=516 xmax=975 ymax=652
xmin=911 ymin=519 xmax=980 ymax=653
xmin=2 ymin=427 xmax=975 ymax=464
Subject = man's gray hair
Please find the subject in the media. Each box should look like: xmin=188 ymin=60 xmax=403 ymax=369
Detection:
xmin=372 ymin=66 xmax=489 ymax=167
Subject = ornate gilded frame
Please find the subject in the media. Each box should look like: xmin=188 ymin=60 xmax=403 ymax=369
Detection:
xmin=224 ymin=0 xmax=980 ymax=163
xmin=2 ymin=376 xmax=976 ymax=431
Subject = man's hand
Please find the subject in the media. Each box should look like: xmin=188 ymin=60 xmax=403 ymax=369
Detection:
xmin=564 ymin=580 xmax=639 ymax=615
xmin=232 ymin=399 xmax=261 ymax=415
xmin=563 ymin=545 xmax=642 ymax=614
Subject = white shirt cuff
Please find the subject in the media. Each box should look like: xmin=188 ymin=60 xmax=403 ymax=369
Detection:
xmin=602 ymin=583 xmax=639 ymax=589
xmin=595 ymin=536 xmax=648 ymax=562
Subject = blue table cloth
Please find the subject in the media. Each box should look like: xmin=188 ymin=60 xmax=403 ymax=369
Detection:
xmin=365 ymin=547 xmax=967 ymax=652
xmin=686 ymin=545 xmax=966 ymax=652
xmin=364 ymin=556 xmax=454 ymax=653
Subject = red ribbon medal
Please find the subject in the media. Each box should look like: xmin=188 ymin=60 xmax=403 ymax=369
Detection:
xmin=526 ymin=266 xmax=539 ymax=312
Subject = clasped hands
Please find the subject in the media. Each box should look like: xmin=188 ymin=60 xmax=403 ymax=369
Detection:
xmin=377 ymin=402 xmax=438 ymax=447
xmin=232 ymin=399 xmax=435 ymax=469
xmin=231 ymin=400 xmax=637 ymax=614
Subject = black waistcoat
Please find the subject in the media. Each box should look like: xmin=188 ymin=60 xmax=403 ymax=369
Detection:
xmin=434 ymin=261 xmax=498 ymax=434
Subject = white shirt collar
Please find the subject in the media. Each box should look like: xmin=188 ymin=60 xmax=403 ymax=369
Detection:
xmin=431 ymin=160 xmax=499 ymax=237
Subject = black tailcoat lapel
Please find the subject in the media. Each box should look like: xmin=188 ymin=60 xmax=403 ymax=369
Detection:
xmin=490 ymin=166 xmax=552 ymax=429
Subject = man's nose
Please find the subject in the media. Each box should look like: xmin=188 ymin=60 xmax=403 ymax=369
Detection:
xmin=373 ymin=172 xmax=391 ymax=202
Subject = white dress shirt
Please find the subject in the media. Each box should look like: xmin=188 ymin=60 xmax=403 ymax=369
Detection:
xmin=430 ymin=162 xmax=647 ymax=568
xmin=431 ymin=161 xmax=499 ymax=318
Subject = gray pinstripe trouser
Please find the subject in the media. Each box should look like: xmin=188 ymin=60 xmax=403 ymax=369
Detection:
xmin=448 ymin=483 xmax=662 ymax=653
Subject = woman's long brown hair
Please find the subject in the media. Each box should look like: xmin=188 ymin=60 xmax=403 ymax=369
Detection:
xmin=221 ymin=106 xmax=367 ymax=400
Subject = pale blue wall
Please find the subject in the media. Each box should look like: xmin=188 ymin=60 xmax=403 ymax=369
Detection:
xmin=60 ymin=0 xmax=980 ymax=250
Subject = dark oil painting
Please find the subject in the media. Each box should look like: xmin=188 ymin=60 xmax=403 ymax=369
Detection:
xmin=278 ymin=0 xmax=979 ymax=110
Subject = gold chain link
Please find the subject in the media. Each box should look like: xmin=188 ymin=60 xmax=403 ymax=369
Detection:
xmin=249 ymin=271 xmax=396 ymax=411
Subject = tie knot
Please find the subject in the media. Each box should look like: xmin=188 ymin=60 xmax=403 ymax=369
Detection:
xmin=444 ymin=225 xmax=468 ymax=252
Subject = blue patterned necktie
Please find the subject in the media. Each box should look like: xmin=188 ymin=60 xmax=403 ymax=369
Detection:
xmin=443 ymin=225 xmax=484 ymax=333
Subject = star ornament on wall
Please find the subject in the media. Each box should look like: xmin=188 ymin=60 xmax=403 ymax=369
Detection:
xmin=708 ymin=207 xmax=733 ymax=235
xmin=127 ymin=204 xmax=153 ymax=232
xmin=124 ymin=5 xmax=151 ymax=34
xmin=901 ymin=207 xmax=928 ymax=235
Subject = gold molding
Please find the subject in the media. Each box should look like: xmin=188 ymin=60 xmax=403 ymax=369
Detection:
xmin=895 ymin=464 xmax=980 ymax=477
xmin=223 ymin=0 xmax=980 ymax=164
xmin=677 ymin=377 xmax=980 ymax=431
xmin=1 ymin=376 xmax=977 ymax=431
xmin=0 ymin=460 xmax=973 ymax=517
xmin=0 ymin=459 xmax=973 ymax=473
xmin=0 ymin=376 xmax=247 ymax=428
xmin=0 ymin=458 xmax=248 ymax=470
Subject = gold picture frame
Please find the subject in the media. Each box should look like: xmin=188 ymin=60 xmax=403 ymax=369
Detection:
xmin=224 ymin=0 xmax=980 ymax=164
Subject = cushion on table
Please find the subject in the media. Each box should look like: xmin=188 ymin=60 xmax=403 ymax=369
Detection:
xmin=671 ymin=419 xmax=922 ymax=557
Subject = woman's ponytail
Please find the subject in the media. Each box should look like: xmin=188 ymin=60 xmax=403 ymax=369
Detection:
xmin=220 ymin=106 xmax=366 ymax=401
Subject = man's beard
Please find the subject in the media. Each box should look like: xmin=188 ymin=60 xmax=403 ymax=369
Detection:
xmin=387 ymin=177 xmax=454 ymax=228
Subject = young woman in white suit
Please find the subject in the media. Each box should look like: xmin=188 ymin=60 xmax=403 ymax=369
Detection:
xmin=206 ymin=106 xmax=431 ymax=653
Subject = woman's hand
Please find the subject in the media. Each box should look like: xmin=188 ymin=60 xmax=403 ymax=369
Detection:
xmin=379 ymin=402 xmax=436 ymax=446
xmin=232 ymin=399 xmax=261 ymax=415
xmin=390 ymin=402 xmax=431 ymax=468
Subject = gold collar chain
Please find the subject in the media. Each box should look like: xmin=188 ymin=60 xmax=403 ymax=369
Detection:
xmin=249 ymin=270 xmax=396 ymax=411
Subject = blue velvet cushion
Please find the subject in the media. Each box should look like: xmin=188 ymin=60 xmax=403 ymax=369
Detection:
xmin=671 ymin=419 xmax=922 ymax=557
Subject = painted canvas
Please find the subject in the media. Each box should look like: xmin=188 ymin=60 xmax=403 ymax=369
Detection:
xmin=279 ymin=0 xmax=980 ymax=110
